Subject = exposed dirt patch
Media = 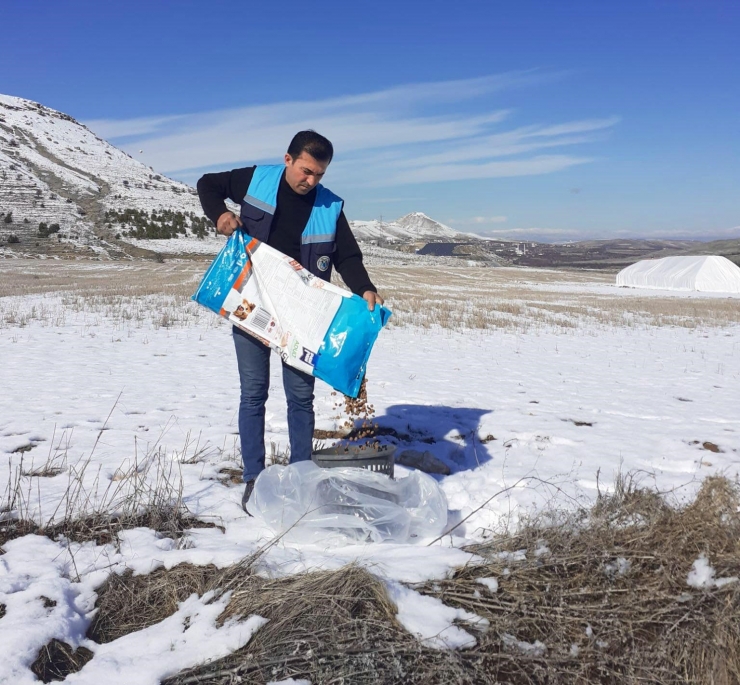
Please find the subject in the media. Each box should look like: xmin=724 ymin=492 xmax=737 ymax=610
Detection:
xmin=30 ymin=639 xmax=94 ymax=682
xmin=22 ymin=465 xmax=65 ymax=478
xmin=563 ymin=418 xmax=594 ymax=427
xmin=703 ymin=441 xmax=722 ymax=453
xmin=217 ymin=467 xmax=244 ymax=485
xmin=12 ymin=443 xmax=36 ymax=454
xmin=315 ymin=425 xmax=412 ymax=442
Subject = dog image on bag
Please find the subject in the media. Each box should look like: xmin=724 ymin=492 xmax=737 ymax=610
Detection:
xmin=233 ymin=300 xmax=255 ymax=321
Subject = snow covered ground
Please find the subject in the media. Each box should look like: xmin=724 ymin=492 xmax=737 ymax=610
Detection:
xmin=1 ymin=261 xmax=739 ymax=683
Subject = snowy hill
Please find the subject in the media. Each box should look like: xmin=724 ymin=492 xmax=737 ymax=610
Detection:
xmin=0 ymin=93 xmax=479 ymax=259
xmin=0 ymin=94 xmax=214 ymax=257
xmin=395 ymin=212 xmax=459 ymax=238
xmin=350 ymin=212 xmax=473 ymax=244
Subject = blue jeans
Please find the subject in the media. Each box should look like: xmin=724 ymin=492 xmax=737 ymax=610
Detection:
xmin=232 ymin=327 xmax=315 ymax=482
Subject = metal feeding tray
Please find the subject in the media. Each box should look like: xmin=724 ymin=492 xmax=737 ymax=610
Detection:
xmin=311 ymin=444 xmax=395 ymax=479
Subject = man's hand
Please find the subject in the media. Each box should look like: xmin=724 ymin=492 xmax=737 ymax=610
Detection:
xmin=362 ymin=291 xmax=384 ymax=311
xmin=216 ymin=211 xmax=242 ymax=236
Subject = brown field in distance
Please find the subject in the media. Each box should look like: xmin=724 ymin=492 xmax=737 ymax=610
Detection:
xmin=1 ymin=259 xmax=739 ymax=332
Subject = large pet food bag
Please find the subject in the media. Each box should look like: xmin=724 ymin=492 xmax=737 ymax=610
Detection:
xmin=192 ymin=230 xmax=390 ymax=397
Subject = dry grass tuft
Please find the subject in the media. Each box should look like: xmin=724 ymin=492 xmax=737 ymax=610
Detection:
xmin=590 ymin=470 xmax=670 ymax=523
xmin=0 ymin=509 xmax=215 ymax=548
xmin=687 ymin=474 xmax=739 ymax=521
xmin=87 ymin=564 xmax=220 ymax=643
xmin=81 ymin=477 xmax=740 ymax=684
xmin=170 ymin=562 xmax=488 ymax=684
xmin=0 ymin=519 xmax=40 ymax=547
xmin=22 ymin=465 xmax=65 ymax=478
xmin=440 ymin=475 xmax=740 ymax=684
xmin=91 ymin=561 xmax=480 ymax=685
xmin=30 ymin=638 xmax=94 ymax=683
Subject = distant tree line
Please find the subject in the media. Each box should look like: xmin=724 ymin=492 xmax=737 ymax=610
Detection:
xmin=105 ymin=208 xmax=211 ymax=239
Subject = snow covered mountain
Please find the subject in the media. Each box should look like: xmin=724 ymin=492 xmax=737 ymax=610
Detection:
xmin=349 ymin=212 xmax=475 ymax=244
xmin=0 ymin=93 xmax=210 ymax=257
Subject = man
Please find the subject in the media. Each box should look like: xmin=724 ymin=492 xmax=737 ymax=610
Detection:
xmin=197 ymin=130 xmax=383 ymax=513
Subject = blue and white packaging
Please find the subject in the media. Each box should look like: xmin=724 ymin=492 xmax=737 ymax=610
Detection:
xmin=192 ymin=230 xmax=390 ymax=397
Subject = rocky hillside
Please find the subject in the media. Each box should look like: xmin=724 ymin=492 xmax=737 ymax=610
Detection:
xmin=0 ymin=94 xmax=215 ymax=258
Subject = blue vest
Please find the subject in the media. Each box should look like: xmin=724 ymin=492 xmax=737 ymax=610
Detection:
xmin=239 ymin=165 xmax=343 ymax=281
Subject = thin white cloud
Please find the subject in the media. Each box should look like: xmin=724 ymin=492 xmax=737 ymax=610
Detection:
xmin=337 ymin=116 xmax=618 ymax=175
xmin=386 ymin=155 xmax=594 ymax=185
xmin=364 ymin=196 xmax=426 ymax=203
xmin=610 ymin=226 xmax=740 ymax=240
xmin=83 ymin=72 xmax=617 ymax=188
xmin=449 ymin=216 xmax=508 ymax=224
xmin=84 ymin=114 xmax=184 ymax=139
xmin=467 ymin=224 xmax=740 ymax=243
xmin=474 ymin=216 xmax=508 ymax=224
xmin=481 ymin=227 xmax=576 ymax=237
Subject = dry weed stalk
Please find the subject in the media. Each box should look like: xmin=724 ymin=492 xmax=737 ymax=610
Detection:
xmin=0 ymin=439 xmax=203 ymax=548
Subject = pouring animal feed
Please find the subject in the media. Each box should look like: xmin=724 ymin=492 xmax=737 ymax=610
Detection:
xmin=192 ymin=230 xmax=391 ymax=397
xmin=264 ymin=377 xmax=449 ymax=543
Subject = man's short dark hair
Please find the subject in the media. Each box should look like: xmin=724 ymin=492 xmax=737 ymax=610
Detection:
xmin=287 ymin=130 xmax=334 ymax=163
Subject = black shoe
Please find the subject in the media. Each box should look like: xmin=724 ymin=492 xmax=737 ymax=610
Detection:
xmin=242 ymin=480 xmax=255 ymax=515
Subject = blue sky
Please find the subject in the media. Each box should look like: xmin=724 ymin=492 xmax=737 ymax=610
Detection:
xmin=2 ymin=1 xmax=738 ymax=241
